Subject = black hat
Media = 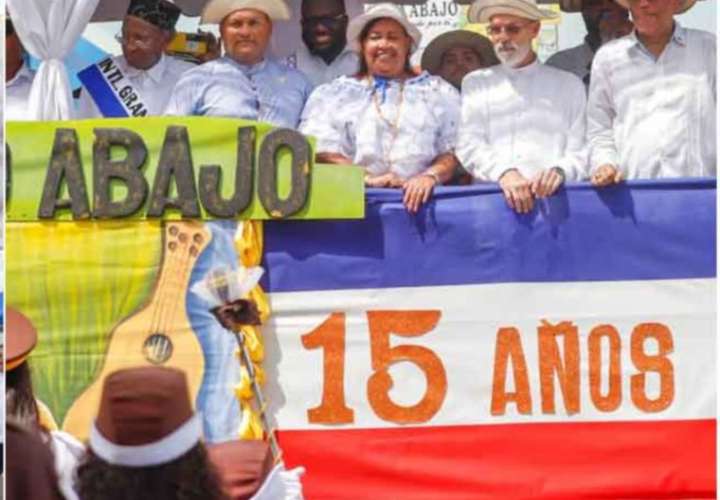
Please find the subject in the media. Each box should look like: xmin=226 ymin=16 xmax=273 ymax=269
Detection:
xmin=126 ymin=0 xmax=182 ymax=31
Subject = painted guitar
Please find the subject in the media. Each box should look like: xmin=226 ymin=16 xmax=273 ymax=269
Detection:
xmin=62 ymin=221 xmax=211 ymax=441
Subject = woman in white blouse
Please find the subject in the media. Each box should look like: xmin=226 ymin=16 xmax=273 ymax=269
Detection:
xmin=300 ymin=3 xmax=461 ymax=213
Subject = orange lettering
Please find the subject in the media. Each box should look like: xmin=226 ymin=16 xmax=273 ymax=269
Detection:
xmin=539 ymin=321 xmax=580 ymax=415
xmin=588 ymin=325 xmax=622 ymax=412
xmin=301 ymin=313 xmax=355 ymax=424
xmin=491 ymin=327 xmax=532 ymax=415
xmin=366 ymin=311 xmax=447 ymax=424
xmin=631 ymin=323 xmax=674 ymax=412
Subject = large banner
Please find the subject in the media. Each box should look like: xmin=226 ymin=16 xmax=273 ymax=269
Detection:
xmin=262 ymin=181 xmax=716 ymax=498
xmin=7 ymin=124 xmax=716 ymax=500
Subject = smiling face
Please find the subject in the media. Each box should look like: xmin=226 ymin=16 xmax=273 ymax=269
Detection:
xmin=301 ymin=0 xmax=348 ymax=60
xmin=487 ymin=14 xmax=539 ymax=68
xmin=627 ymin=0 xmax=680 ymax=39
xmin=120 ymin=15 xmax=169 ymax=70
xmin=438 ymin=46 xmax=484 ymax=88
xmin=220 ymin=9 xmax=272 ymax=66
xmin=361 ymin=18 xmax=412 ymax=79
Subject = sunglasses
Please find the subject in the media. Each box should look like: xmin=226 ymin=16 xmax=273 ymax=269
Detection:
xmin=487 ymin=22 xmax=531 ymax=36
xmin=301 ymin=13 xmax=348 ymax=29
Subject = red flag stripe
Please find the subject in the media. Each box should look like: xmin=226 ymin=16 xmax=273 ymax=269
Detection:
xmin=278 ymin=419 xmax=716 ymax=499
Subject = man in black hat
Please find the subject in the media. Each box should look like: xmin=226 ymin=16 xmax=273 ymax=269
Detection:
xmin=546 ymin=0 xmax=631 ymax=89
xmin=76 ymin=0 xmax=194 ymax=118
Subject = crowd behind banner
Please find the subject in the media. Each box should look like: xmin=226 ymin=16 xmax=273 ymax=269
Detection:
xmin=4 ymin=0 xmax=716 ymax=499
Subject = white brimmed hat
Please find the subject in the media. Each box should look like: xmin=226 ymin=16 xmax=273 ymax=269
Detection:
xmin=467 ymin=0 xmax=558 ymax=23
xmin=346 ymin=3 xmax=422 ymax=53
xmin=614 ymin=0 xmax=696 ymax=14
xmin=200 ymin=0 xmax=290 ymax=24
xmin=421 ymin=30 xmax=498 ymax=74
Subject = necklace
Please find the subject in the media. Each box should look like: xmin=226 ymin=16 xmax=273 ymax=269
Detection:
xmin=369 ymin=76 xmax=405 ymax=173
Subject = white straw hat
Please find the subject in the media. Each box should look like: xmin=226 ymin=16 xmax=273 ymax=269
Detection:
xmin=467 ymin=0 xmax=558 ymax=23
xmin=346 ymin=3 xmax=422 ymax=53
xmin=200 ymin=0 xmax=290 ymax=24
xmin=614 ymin=0 xmax=696 ymax=14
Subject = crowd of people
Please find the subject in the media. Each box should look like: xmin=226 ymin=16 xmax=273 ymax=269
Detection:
xmin=6 ymin=304 xmax=303 ymax=500
xmin=6 ymin=0 xmax=715 ymax=214
xmin=3 ymin=0 xmax=716 ymax=497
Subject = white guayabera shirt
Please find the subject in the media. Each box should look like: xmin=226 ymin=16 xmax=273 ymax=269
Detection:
xmin=6 ymin=63 xmax=36 ymax=121
xmin=76 ymin=54 xmax=194 ymax=118
xmin=300 ymin=72 xmax=461 ymax=179
xmin=457 ymin=59 xmax=588 ymax=182
xmin=587 ymin=24 xmax=716 ymax=179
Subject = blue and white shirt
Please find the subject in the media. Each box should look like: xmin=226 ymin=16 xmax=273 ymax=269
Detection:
xmin=165 ymin=56 xmax=312 ymax=129
xmin=300 ymin=72 xmax=460 ymax=179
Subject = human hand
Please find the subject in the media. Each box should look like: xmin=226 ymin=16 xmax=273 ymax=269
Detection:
xmin=499 ymin=169 xmax=533 ymax=214
xmin=365 ymin=172 xmax=404 ymax=188
xmin=402 ymin=174 xmax=436 ymax=213
xmin=591 ymin=164 xmax=622 ymax=187
xmin=531 ymin=167 xmax=564 ymax=198
xmin=210 ymin=299 xmax=261 ymax=332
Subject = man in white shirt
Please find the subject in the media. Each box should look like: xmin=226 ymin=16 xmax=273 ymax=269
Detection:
xmin=76 ymin=0 xmax=194 ymax=118
xmin=588 ymin=0 xmax=715 ymax=185
xmin=285 ymin=0 xmax=359 ymax=87
xmin=5 ymin=18 xmax=36 ymax=121
xmin=457 ymin=0 xmax=587 ymax=214
xmin=546 ymin=0 xmax=631 ymax=89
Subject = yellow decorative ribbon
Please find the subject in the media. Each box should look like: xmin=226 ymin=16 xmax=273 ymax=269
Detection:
xmin=233 ymin=221 xmax=269 ymax=441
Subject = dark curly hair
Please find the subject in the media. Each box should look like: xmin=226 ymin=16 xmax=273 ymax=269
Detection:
xmin=76 ymin=443 xmax=228 ymax=500
xmin=6 ymin=361 xmax=41 ymax=431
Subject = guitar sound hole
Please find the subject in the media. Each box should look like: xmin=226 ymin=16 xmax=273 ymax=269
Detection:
xmin=143 ymin=334 xmax=174 ymax=364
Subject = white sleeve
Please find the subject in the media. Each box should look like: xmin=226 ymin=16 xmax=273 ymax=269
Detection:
xmin=586 ymin=48 xmax=620 ymax=173
xmin=299 ymin=84 xmax=349 ymax=155
xmin=456 ymin=74 xmax=502 ymax=181
xmin=556 ymin=75 xmax=589 ymax=181
xmin=164 ymin=71 xmax=201 ymax=116
xmin=433 ymin=81 xmax=461 ymax=153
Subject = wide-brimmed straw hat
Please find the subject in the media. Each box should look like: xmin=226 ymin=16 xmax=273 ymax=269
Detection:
xmin=614 ymin=0 xmax=696 ymax=14
xmin=467 ymin=0 xmax=558 ymax=23
xmin=421 ymin=30 xmax=498 ymax=74
xmin=200 ymin=0 xmax=290 ymax=24
xmin=347 ymin=3 xmax=422 ymax=53
xmin=6 ymin=307 xmax=38 ymax=372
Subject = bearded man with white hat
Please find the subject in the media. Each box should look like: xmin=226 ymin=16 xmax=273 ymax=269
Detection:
xmin=456 ymin=0 xmax=588 ymax=214
xmin=588 ymin=0 xmax=715 ymax=185
xmin=165 ymin=0 xmax=312 ymax=128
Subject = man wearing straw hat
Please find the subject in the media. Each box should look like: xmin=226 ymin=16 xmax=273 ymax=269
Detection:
xmin=165 ymin=0 xmax=312 ymax=128
xmin=588 ymin=0 xmax=715 ymax=184
xmin=76 ymin=0 xmax=194 ymax=118
xmin=420 ymin=29 xmax=499 ymax=90
xmin=456 ymin=0 xmax=588 ymax=214
xmin=546 ymin=0 xmax=631 ymax=88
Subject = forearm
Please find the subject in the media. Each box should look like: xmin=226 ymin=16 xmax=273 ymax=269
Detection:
xmin=316 ymin=152 xmax=353 ymax=165
xmin=424 ymin=153 xmax=458 ymax=184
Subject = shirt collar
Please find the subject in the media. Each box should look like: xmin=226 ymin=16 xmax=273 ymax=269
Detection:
xmin=630 ymin=21 xmax=686 ymax=51
xmin=223 ymin=55 xmax=268 ymax=76
xmin=122 ymin=53 xmax=168 ymax=83
xmin=7 ymin=62 xmax=33 ymax=87
xmin=499 ymin=56 xmax=540 ymax=77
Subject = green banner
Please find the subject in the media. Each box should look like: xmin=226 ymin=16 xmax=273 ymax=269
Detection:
xmin=7 ymin=116 xmax=364 ymax=221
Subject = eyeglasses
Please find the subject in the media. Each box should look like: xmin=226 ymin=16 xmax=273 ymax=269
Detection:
xmin=114 ymin=32 xmax=155 ymax=49
xmin=301 ymin=13 xmax=348 ymax=28
xmin=487 ymin=23 xmax=531 ymax=36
